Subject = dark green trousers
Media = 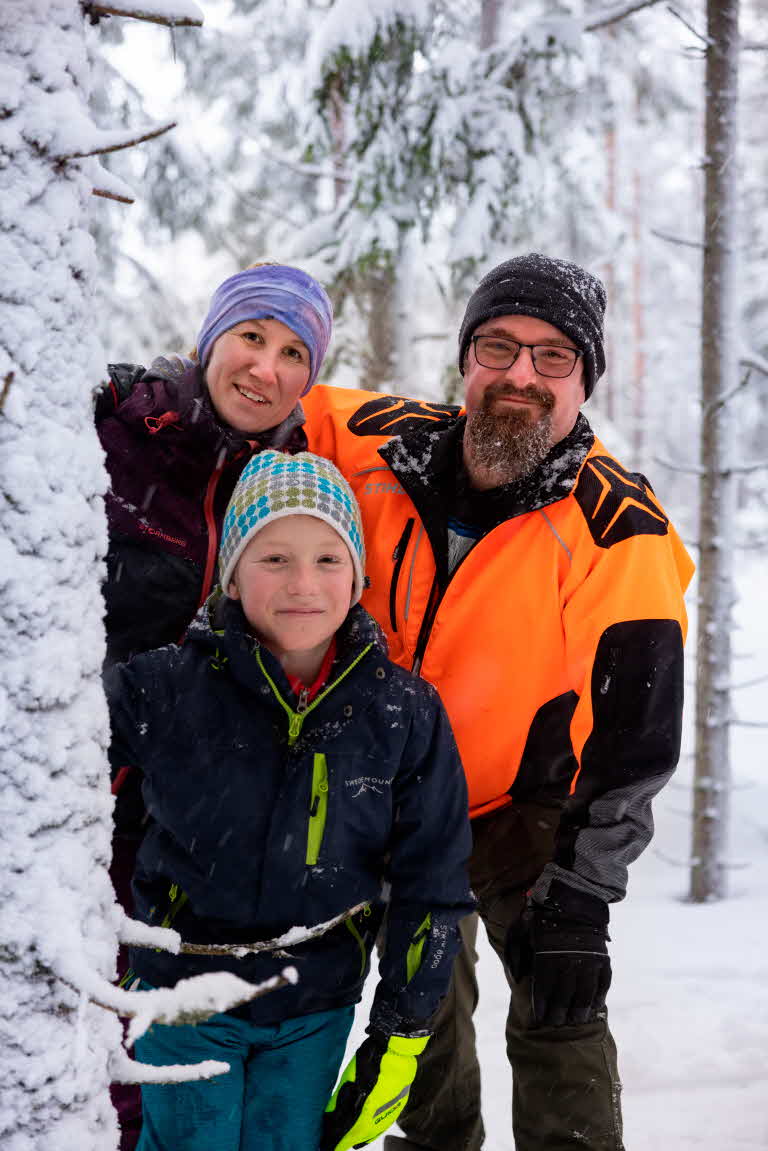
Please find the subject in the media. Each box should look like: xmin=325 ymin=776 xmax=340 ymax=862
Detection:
xmin=397 ymin=802 xmax=625 ymax=1151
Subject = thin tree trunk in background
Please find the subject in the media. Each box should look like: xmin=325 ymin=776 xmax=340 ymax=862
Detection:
xmin=479 ymin=0 xmax=500 ymax=48
xmin=361 ymin=263 xmax=398 ymax=392
xmin=631 ymin=81 xmax=646 ymax=466
xmin=690 ymin=0 xmax=740 ymax=903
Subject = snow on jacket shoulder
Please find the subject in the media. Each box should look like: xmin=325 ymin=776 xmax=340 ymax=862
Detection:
xmin=106 ymin=597 xmax=473 ymax=1029
xmin=301 ymin=384 xmax=695 ymax=908
xmin=96 ymin=356 xmax=306 ymax=665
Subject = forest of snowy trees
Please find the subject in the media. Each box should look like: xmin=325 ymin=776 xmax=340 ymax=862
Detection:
xmin=1 ymin=0 xmax=766 ymax=1147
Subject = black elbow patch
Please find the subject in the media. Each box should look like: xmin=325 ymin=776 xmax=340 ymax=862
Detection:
xmin=582 ymin=619 xmax=684 ymax=795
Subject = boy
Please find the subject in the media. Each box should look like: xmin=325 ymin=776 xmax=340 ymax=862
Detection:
xmin=107 ymin=451 xmax=473 ymax=1151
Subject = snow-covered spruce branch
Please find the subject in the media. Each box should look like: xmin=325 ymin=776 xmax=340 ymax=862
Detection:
xmin=120 ymin=899 xmax=371 ymax=959
xmin=82 ymin=0 xmax=203 ymax=26
xmin=584 ymin=0 xmax=665 ymax=33
xmin=55 ymin=121 xmax=176 ymax=162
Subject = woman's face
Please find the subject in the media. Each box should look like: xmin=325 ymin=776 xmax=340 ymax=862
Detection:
xmin=205 ymin=317 xmax=311 ymax=434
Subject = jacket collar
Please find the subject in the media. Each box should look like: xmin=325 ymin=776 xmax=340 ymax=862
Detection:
xmin=379 ymin=411 xmax=595 ymax=583
xmin=186 ymin=593 xmax=387 ymax=703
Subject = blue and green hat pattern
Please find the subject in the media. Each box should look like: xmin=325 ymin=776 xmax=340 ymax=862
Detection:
xmin=219 ymin=450 xmax=366 ymax=602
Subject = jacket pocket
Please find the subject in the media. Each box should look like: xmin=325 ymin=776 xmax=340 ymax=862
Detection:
xmin=306 ymin=753 xmax=329 ymax=865
xmin=389 ymin=518 xmax=415 ymax=632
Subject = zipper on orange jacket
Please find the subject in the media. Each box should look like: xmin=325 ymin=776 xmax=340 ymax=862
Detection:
xmin=411 ymin=572 xmax=442 ymax=675
xmin=389 ymin=517 xmax=414 ymax=633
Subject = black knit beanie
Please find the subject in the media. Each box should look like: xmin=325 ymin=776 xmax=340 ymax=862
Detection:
xmin=458 ymin=253 xmax=607 ymax=398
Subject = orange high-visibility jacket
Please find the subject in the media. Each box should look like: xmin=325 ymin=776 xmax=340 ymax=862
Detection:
xmin=303 ymin=386 xmax=694 ymax=904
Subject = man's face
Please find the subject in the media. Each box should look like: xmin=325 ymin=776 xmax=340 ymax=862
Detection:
xmin=463 ymin=314 xmax=586 ymax=450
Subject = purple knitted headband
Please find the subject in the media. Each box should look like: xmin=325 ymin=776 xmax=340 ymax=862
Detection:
xmin=196 ymin=266 xmax=334 ymax=395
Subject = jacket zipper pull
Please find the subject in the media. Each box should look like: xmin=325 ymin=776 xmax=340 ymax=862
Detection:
xmin=297 ymin=687 xmax=310 ymax=713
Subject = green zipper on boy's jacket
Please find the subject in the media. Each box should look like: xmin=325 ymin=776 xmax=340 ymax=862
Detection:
xmin=254 ymin=643 xmax=373 ymax=866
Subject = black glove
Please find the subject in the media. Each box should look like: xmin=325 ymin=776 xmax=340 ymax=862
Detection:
xmin=505 ymin=880 xmax=611 ymax=1028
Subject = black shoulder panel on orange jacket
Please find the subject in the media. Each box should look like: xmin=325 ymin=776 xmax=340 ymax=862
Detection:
xmin=573 ymin=456 xmax=669 ymax=548
xmin=347 ymin=395 xmax=460 ymax=438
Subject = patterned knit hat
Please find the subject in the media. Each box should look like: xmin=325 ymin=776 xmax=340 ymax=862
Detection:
xmin=457 ymin=253 xmax=607 ymax=398
xmin=219 ymin=451 xmax=366 ymax=602
xmin=197 ymin=265 xmax=333 ymax=396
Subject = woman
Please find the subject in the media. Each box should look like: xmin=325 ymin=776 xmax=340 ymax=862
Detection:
xmin=98 ymin=262 xmax=332 ymax=1149
xmin=96 ymin=262 xmax=333 ymax=666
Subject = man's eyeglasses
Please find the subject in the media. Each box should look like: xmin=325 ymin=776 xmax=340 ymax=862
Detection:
xmin=471 ymin=335 xmax=583 ymax=379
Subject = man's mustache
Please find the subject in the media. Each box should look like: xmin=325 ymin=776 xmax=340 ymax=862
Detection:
xmin=482 ymin=382 xmax=555 ymax=411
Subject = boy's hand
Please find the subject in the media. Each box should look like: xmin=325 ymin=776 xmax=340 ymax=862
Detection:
xmin=320 ymin=1029 xmax=430 ymax=1150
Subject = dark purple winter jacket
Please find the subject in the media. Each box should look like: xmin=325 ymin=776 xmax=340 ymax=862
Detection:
xmin=96 ymin=355 xmax=307 ymax=667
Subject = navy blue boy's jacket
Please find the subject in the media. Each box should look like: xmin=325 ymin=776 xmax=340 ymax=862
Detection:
xmin=107 ymin=596 xmax=473 ymax=1031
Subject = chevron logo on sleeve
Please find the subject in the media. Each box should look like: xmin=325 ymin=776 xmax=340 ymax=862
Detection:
xmin=347 ymin=396 xmax=460 ymax=437
xmin=573 ymin=456 xmax=669 ymax=548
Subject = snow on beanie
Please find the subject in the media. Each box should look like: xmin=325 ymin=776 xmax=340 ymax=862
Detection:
xmin=196 ymin=265 xmax=333 ymax=396
xmin=219 ymin=451 xmax=366 ymax=603
xmin=457 ymin=253 xmax=607 ymax=398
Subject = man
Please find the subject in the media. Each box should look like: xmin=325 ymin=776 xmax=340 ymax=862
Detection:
xmin=302 ymin=253 xmax=694 ymax=1150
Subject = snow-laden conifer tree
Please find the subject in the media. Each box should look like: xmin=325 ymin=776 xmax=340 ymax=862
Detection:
xmin=0 ymin=2 xmax=121 ymax=1142
xmin=0 ymin=2 xmax=285 ymax=1144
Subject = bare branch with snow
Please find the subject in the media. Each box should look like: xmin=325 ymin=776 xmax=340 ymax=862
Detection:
xmin=56 ymin=121 xmax=176 ymax=161
xmin=650 ymin=227 xmax=705 ymax=249
xmin=55 ymin=948 xmax=297 ymax=1042
xmin=92 ymin=163 xmax=136 ymax=205
xmin=653 ymin=455 xmax=704 ymax=475
xmin=665 ymin=5 xmax=711 ymax=44
xmin=584 ymin=0 xmax=665 ymax=33
xmin=110 ymin=1047 xmax=230 ymax=1086
xmin=177 ymin=901 xmax=371 ymax=957
xmin=702 ymin=368 xmax=752 ymax=415
xmin=740 ymin=352 xmax=768 ymax=378
xmin=82 ymin=0 xmax=203 ymax=27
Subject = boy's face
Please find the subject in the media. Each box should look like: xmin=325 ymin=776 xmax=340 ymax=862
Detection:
xmin=228 ymin=515 xmax=354 ymax=666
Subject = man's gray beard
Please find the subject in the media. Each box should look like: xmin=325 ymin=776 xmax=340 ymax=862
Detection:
xmin=465 ymin=404 xmax=553 ymax=486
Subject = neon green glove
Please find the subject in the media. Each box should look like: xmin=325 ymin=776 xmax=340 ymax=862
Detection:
xmin=320 ymin=1029 xmax=430 ymax=1151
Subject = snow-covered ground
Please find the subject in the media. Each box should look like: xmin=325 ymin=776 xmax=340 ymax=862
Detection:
xmin=344 ymin=559 xmax=768 ymax=1150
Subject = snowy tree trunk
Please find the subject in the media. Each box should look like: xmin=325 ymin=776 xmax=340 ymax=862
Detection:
xmin=0 ymin=1 xmax=121 ymax=1145
xmin=479 ymin=0 xmax=500 ymax=49
xmin=689 ymin=0 xmax=740 ymax=903
xmin=360 ymin=261 xmax=398 ymax=392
